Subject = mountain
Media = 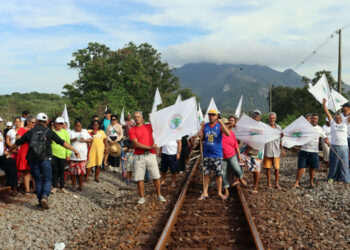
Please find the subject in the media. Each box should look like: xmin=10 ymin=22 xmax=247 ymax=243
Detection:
xmin=173 ymin=63 xmax=304 ymax=112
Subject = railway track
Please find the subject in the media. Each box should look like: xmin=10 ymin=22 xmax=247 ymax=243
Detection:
xmin=155 ymin=157 xmax=264 ymax=249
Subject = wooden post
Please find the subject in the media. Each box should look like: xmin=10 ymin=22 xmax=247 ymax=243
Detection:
xmin=338 ymin=29 xmax=342 ymax=93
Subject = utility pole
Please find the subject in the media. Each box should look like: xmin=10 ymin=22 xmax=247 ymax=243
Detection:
xmin=337 ymin=29 xmax=342 ymax=93
xmin=269 ymin=84 xmax=273 ymax=112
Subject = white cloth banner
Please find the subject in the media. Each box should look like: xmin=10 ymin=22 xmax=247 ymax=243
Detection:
xmin=175 ymin=94 xmax=182 ymax=104
xmin=198 ymin=103 xmax=204 ymax=124
xmin=235 ymin=95 xmax=243 ymax=118
xmin=282 ymin=116 xmax=320 ymax=148
xmin=120 ymin=107 xmax=125 ymax=126
xmin=330 ymin=89 xmax=348 ymax=112
xmin=204 ymin=98 xmax=219 ymax=123
xmin=151 ymin=87 xmax=162 ymax=113
xmin=150 ymin=97 xmax=199 ymax=147
xmin=234 ymin=114 xmax=281 ymax=151
xmin=62 ymin=104 xmax=70 ymax=129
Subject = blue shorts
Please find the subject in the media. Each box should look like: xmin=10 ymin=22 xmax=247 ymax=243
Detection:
xmin=161 ymin=154 xmax=178 ymax=174
xmin=202 ymin=157 xmax=223 ymax=176
xmin=297 ymin=150 xmax=319 ymax=169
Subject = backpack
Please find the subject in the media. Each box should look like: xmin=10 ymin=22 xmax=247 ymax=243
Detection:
xmin=29 ymin=128 xmax=49 ymax=162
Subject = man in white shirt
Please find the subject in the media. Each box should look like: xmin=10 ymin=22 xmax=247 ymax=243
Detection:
xmin=293 ymin=114 xmax=329 ymax=189
xmin=159 ymin=139 xmax=182 ymax=188
xmin=341 ymin=102 xmax=350 ymax=151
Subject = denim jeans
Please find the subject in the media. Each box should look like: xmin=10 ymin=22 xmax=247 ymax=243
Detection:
xmin=29 ymin=158 xmax=52 ymax=203
xmin=328 ymin=144 xmax=350 ymax=183
xmin=222 ymin=155 xmax=243 ymax=188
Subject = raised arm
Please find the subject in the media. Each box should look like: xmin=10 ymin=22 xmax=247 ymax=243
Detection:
xmin=218 ymin=119 xmax=230 ymax=136
xmin=322 ymin=98 xmax=333 ymax=123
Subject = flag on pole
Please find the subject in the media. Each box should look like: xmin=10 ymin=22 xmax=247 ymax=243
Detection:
xmin=151 ymin=87 xmax=162 ymax=113
xmin=175 ymin=94 xmax=182 ymax=104
xmin=235 ymin=95 xmax=243 ymax=118
xmin=204 ymin=98 xmax=219 ymax=123
xmin=105 ymin=105 xmax=108 ymax=112
xmin=120 ymin=107 xmax=125 ymax=126
xmin=233 ymin=114 xmax=281 ymax=151
xmin=329 ymin=89 xmax=348 ymax=112
xmin=62 ymin=104 xmax=70 ymax=129
xmin=150 ymin=97 xmax=199 ymax=147
xmin=198 ymin=103 xmax=204 ymax=124
xmin=282 ymin=116 xmax=320 ymax=148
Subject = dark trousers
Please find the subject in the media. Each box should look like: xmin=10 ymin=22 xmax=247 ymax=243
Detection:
xmin=0 ymin=155 xmax=18 ymax=187
xmin=29 ymin=158 xmax=52 ymax=203
xmin=52 ymin=156 xmax=66 ymax=188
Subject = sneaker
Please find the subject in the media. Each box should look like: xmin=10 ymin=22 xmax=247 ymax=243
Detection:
xmin=157 ymin=195 xmax=166 ymax=202
xmin=137 ymin=197 xmax=146 ymax=204
xmin=41 ymin=196 xmax=49 ymax=209
xmin=60 ymin=188 xmax=68 ymax=194
xmin=51 ymin=187 xmax=57 ymax=194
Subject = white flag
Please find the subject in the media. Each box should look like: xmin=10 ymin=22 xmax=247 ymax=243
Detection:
xmin=329 ymin=89 xmax=348 ymax=112
xmin=198 ymin=103 xmax=204 ymax=124
xmin=175 ymin=94 xmax=182 ymax=104
xmin=62 ymin=104 xmax=70 ymax=129
xmin=235 ymin=95 xmax=243 ymax=118
xmin=120 ymin=107 xmax=125 ymax=126
xmin=233 ymin=114 xmax=281 ymax=151
xmin=204 ymin=98 xmax=219 ymax=123
xmin=150 ymin=97 xmax=199 ymax=147
xmin=282 ymin=116 xmax=319 ymax=148
xmin=151 ymin=87 xmax=162 ymax=113
xmin=308 ymin=73 xmax=337 ymax=111
xmin=105 ymin=105 xmax=108 ymax=112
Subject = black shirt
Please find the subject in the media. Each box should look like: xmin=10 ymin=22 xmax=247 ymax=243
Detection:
xmin=15 ymin=124 xmax=65 ymax=161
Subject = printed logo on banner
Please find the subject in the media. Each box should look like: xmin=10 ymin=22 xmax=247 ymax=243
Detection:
xmin=248 ymin=129 xmax=263 ymax=136
xmin=323 ymin=87 xmax=327 ymax=95
xmin=169 ymin=114 xmax=183 ymax=130
xmin=290 ymin=129 xmax=303 ymax=139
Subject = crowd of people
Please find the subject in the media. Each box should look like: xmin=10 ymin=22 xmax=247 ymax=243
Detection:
xmin=1 ymin=100 xmax=350 ymax=209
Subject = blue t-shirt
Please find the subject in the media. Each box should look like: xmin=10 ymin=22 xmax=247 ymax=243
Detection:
xmin=203 ymin=122 xmax=223 ymax=158
xmin=103 ymin=118 xmax=110 ymax=134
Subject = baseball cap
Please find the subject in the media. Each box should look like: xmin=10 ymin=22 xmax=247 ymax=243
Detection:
xmin=55 ymin=117 xmax=65 ymax=124
xmin=208 ymin=109 xmax=218 ymax=115
xmin=36 ymin=113 xmax=48 ymax=121
xmin=342 ymin=102 xmax=350 ymax=108
xmin=253 ymin=110 xmax=261 ymax=116
xmin=6 ymin=121 xmax=12 ymax=127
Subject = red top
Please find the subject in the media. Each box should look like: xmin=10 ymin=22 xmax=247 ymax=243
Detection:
xmin=222 ymin=130 xmax=239 ymax=159
xmin=128 ymin=124 xmax=156 ymax=155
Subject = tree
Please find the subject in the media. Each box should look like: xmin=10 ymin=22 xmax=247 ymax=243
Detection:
xmin=63 ymin=42 xmax=194 ymax=121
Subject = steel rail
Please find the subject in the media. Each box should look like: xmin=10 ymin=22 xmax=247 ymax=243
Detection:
xmin=236 ymin=185 xmax=265 ymax=250
xmin=155 ymin=157 xmax=200 ymax=250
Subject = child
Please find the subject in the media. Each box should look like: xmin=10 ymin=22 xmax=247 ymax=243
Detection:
xmin=123 ymin=145 xmax=134 ymax=184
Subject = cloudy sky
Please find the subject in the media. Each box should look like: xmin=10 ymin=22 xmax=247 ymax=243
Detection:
xmin=1 ymin=0 xmax=350 ymax=94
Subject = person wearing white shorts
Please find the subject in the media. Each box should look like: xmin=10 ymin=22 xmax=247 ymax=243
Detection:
xmin=128 ymin=112 xmax=165 ymax=204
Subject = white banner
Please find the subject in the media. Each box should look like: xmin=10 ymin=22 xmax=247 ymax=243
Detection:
xmin=282 ymin=116 xmax=320 ymax=148
xmin=150 ymin=97 xmax=199 ymax=147
xmin=62 ymin=104 xmax=70 ymax=129
xmin=233 ymin=114 xmax=281 ymax=151
xmin=235 ymin=95 xmax=243 ymax=118
xmin=330 ymin=89 xmax=348 ymax=112
xmin=175 ymin=94 xmax=182 ymax=104
xmin=151 ymin=87 xmax=162 ymax=113
xmin=120 ymin=107 xmax=125 ymax=126
xmin=204 ymin=98 xmax=219 ymax=123
xmin=198 ymin=103 xmax=204 ymax=124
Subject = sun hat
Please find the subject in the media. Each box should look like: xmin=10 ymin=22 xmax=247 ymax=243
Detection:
xmin=253 ymin=110 xmax=261 ymax=116
xmin=55 ymin=117 xmax=65 ymax=124
xmin=208 ymin=109 xmax=218 ymax=115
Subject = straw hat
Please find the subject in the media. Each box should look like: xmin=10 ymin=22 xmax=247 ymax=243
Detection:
xmin=109 ymin=141 xmax=121 ymax=157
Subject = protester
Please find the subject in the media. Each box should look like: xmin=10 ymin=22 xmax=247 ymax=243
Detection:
xmin=48 ymin=119 xmax=55 ymax=130
xmin=198 ymin=109 xmax=230 ymax=200
xmin=88 ymin=115 xmax=99 ymax=130
xmin=16 ymin=116 xmax=36 ymax=193
xmin=10 ymin=113 xmax=80 ymax=209
xmin=322 ymin=99 xmax=350 ymax=183
xmin=123 ymin=144 xmax=134 ymax=184
xmin=293 ymin=114 xmax=328 ymax=189
xmin=51 ymin=117 xmax=71 ymax=194
xmin=128 ymin=111 xmax=166 ymax=204
xmin=105 ymin=114 xmax=124 ymax=171
xmin=102 ymin=110 xmax=112 ymax=134
xmin=69 ymin=119 xmax=93 ymax=191
xmin=124 ymin=113 xmax=135 ymax=138
xmin=86 ymin=120 xmax=108 ymax=182
xmin=322 ymin=118 xmax=331 ymax=164
xmin=6 ymin=117 xmax=21 ymax=149
xmin=21 ymin=110 xmax=30 ymax=126
xmin=222 ymin=116 xmax=246 ymax=199
xmin=263 ymin=112 xmax=285 ymax=190
xmin=160 ymin=139 xmax=182 ymax=187
xmin=341 ymin=102 xmax=350 ymax=152
xmin=0 ymin=133 xmax=18 ymax=194
xmin=306 ymin=114 xmax=312 ymax=123
xmin=178 ymin=135 xmax=190 ymax=174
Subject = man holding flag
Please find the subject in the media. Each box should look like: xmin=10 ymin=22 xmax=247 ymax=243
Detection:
xmin=198 ymin=109 xmax=230 ymax=200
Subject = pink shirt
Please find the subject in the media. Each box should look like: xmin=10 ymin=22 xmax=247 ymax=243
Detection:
xmin=222 ymin=130 xmax=239 ymax=159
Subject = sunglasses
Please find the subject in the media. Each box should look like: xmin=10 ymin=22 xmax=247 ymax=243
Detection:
xmin=111 ymin=119 xmax=117 ymax=121
xmin=208 ymin=114 xmax=217 ymax=116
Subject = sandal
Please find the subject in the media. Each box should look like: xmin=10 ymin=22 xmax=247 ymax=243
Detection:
xmin=198 ymin=195 xmax=209 ymax=201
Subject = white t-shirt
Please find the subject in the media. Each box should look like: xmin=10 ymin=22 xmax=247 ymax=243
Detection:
xmin=330 ymin=120 xmax=348 ymax=146
xmin=70 ymin=129 xmax=92 ymax=161
xmin=322 ymin=125 xmax=331 ymax=141
xmin=7 ymin=129 xmax=17 ymax=145
xmin=0 ymin=134 xmax=4 ymax=156
xmin=341 ymin=113 xmax=350 ymax=137
xmin=162 ymin=140 xmax=180 ymax=155
xmin=108 ymin=125 xmax=118 ymax=137
xmin=301 ymin=125 xmax=326 ymax=153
